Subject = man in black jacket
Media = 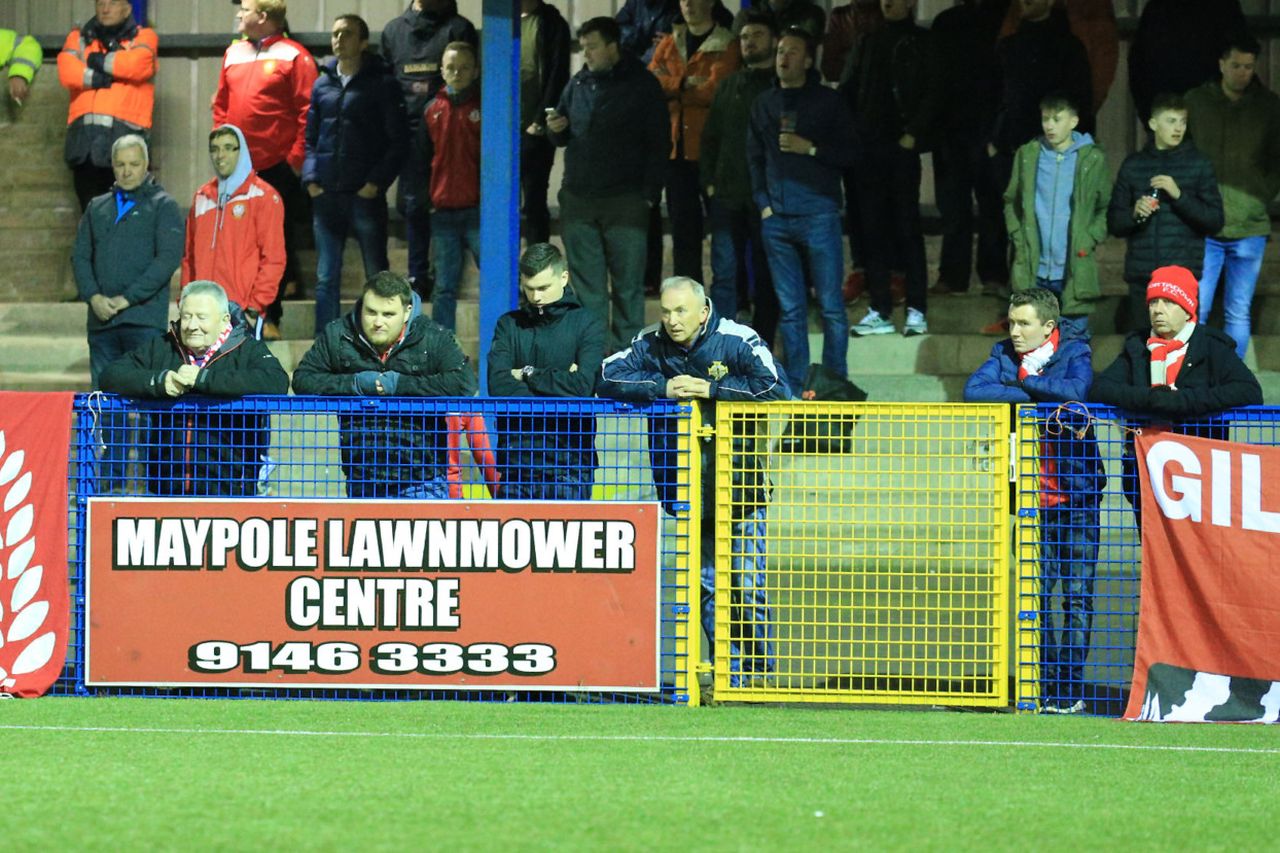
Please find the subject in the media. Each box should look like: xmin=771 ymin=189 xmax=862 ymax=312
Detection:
xmin=1108 ymin=93 xmax=1223 ymax=332
xmin=519 ymin=0 xmax=571 ymax=244
xmin=292 ymin=271 xmax=477 ymax=498
xmin=381 ymin=0 xmax=477 ymax=297
xmin=99 ymin=281 xmax=289 ymax=497
xmin=1091 ymin=265 xmax=1262 ymax=521
xmin=488 ymin=243 xmax=605 ymax=499
xmin=546 ymin=17 xmax=669 ymax=353
xmin=74 ymin=133 xmax=184 ymax=491
xmin=304 ymin=14 xmax=407 ymax=331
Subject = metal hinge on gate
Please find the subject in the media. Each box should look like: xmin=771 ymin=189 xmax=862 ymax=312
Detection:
xmin=672 ymin=604 xmax=690 ymax=615
xmin=1017 ymin=610 xmax=1038 ymax=621
xmin=1017 ymin=507 xmax=1037 ymax=519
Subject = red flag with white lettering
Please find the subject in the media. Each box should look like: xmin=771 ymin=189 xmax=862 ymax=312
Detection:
xmin=0 ymin=392 xmax=73 ymax=697
xmin=1126 ymin=431 xmax=1280 ymax=722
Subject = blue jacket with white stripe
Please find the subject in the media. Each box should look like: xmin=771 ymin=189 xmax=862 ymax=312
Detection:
xmin=600 ymin=304 xmax=790 ymax=518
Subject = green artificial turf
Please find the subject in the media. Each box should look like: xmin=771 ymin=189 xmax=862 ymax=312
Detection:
xmin=1 ymin=699 xmax=1276 ymax=850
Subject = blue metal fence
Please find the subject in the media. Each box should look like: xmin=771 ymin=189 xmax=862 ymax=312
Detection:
xmin=1014 ymin=403 xmax=1280 ymax=716
xmin=61 ymin=393 xmax=699 ymax=704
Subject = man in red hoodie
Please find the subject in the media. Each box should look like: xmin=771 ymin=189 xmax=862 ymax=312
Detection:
xmin=213 ymin=0 xmax=317 ymax=334
xmin=423 ymin=41 xmax=481 ymax=332
xmin=181 ymin=125 xmax=286 ymax=337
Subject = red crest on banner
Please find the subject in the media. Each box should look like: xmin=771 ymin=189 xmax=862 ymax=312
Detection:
xmin=1126 ymin=431 xmax=1280 ymax=722
xmin=0 ymin=392 xmax=73 ymax=698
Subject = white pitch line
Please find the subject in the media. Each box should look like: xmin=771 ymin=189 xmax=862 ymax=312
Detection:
xmin=0 ymin=725 xmax=1277 ymax=754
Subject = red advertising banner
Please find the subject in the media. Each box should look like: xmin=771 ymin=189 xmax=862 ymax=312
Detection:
xmin=1126 ymin=432 xmax=1280 ymax=722
xmin=0 ymin=392 xmax=73 ymax=698
xmin=87 ymin=499 xmax=662 ymax=691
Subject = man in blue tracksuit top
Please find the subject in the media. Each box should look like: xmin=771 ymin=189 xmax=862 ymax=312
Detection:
xmin=964 ymin=287 xmax=1104 ymax=715
xmin=747 ymin=27 xmax=856 ymax=393
xmin=600 ymin=276 xmax=791 ymax=686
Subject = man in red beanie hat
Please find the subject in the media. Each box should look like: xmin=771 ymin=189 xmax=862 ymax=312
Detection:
xmin=1091 ymin=264 xmax=1261 ymax=519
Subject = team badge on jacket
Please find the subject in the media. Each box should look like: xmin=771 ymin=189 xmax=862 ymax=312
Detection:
xmin=708 ymin=361 xmax=728 ymax=380
xmin=232 ymin=203 xmax=246 ymax=219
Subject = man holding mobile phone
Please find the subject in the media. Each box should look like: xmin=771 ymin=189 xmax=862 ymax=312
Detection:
xmin=520 ymin=0 xmax=572 ymax=244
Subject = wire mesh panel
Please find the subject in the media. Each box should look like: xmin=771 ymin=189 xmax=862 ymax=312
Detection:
xmin=712 ymin=402 xmax=1011 ymax=705
xmin=1014 ymin=404 xmax=1280 ymax=717
xmin=61 ymin=394 xmax=699 ymax=705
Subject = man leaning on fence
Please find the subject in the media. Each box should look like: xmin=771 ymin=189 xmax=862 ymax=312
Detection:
xmin=488 ymin=243 xmax=605 ymax=500
xmin=963 ymin=287 xmax=1104 ymax=714
xmin=600 ymin=277 xmax=790 ymax=688
xmin=1090 ymin=265 xmax=1262 ymax=522
xmin=98 ymin=281 xmax=289 ymax=497
xmin=291 ymin=271 xmax=477 ymax=499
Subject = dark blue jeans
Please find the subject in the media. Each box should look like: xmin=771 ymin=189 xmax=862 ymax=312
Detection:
xmin=89 ymin=323 xmax=165 ymax=490
xmin=312 ymin=190 xmax=390 ymax=330
xmin=708 ymin=197 xmax=778 ymax=347
xmin=430 ymin=207 xmax=481 ymax=332
xmin=1039 ymin=503 xmax=1100 ymax=705
xmin=760 ymin=209 xmax=847 ymax=392
xmin=700 ymin=508 xmax=775 ymax=687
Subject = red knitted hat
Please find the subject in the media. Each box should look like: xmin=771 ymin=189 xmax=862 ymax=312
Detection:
xmin=1147 ymin=265 xmax=1199 ymax=321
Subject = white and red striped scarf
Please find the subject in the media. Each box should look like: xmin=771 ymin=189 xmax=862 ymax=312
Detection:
xmin=1148 ymin=322 xmax=1195 ymax=388
xmin=184 ymin=323 xmax=233 ymax=368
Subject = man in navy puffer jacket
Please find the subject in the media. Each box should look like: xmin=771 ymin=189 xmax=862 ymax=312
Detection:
xmin=965 ymin=287 xmax=1104 ymax=715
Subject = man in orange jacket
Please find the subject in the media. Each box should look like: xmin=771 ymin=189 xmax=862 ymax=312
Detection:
xmin=213 ymin=0 xmax=317 ymax=334
xmin=182 ymin=125 xmax=286 ymax=338
xmin=57 ymin=0 xmax=158 ymax=211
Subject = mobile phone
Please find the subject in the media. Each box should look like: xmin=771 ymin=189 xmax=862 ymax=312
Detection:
xmin=545 ymin=107 xmax=558 ymax=117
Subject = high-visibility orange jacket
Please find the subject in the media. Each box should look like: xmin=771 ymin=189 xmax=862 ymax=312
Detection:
xmin=57 ymin=23 xmax=156 ymax=130
xmin=649 ymin=24 xmax=740 ymax=162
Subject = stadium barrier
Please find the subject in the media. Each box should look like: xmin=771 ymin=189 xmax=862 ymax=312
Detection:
xmin=63 ymin=394 xmax=701 ymax=705
xmin=1014 ymin=404 xmax=1280 ymax=716
xmin=708 ymin=402 xmax=1013 ymax=705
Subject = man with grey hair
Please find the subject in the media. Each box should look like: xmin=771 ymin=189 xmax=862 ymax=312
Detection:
xmin=74 ymin=132 xmax=184 ymax=490
xmin=100 ymin=281 xmax=289 ymax=496
xmin=601 ymin=276 xmax=790 ymax=688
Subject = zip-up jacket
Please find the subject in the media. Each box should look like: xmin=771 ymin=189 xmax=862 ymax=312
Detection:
xmin=380 ymin=0 xmax=477 ymax=121
xmin=701 ymin=64 xmax=776 ymax=206
xmin=1185 ymin=77 xmax=1280 ymax=239
xmin=291 ymin=293 xmax=478 ymax=497
xmin=840 ymin=16 xmax=941 ymax=150
xmin=424 ymin=84 xmax=481 ymax=210
xmin=303 ymin=53 xmax=407 ymax=192
xmin=98 ymin=323 xmax=288 ymax=497
xmin=1005 ymin=134 xmax=1111 ymax=315
xmin=74 ymin=174 xmax=184 ymax=333
xmin=1108 ymin=138 xmax=1223 ymax=282
xmin=212 ymin=33 xmax=317 ymax=172
xmin=548 ymin=53 xmax=669 ymax=204
xmin=748 ymin=71 xmax=857 ymax=215
xmin=600 ymin=304 xmax=790 ymax=517
xmin=487 ymin=288 xmax=605 ymax=499
xmin=57 ymin=16 xmax=156 ymax=167
xmin=182 ymin=127 xmax=286 ymax=317
xmin=649 ymin=23 xmax=741 ymax=161
xmin=1 ymin=28 xmax=41 ymax=84
xmin=1090 ymin=324 xmax=1262 ymax=418
xmin=963 ymin=335 xmax=1105 ymax=504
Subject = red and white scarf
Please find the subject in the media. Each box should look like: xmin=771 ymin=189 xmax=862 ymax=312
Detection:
xmin=1017 ymin=328 xmax=1059 ymax=379
xmin=1148 ymin=322 xmax=1195 ymax=388
xmin=184 ymin=323 xmax=233 ymax=368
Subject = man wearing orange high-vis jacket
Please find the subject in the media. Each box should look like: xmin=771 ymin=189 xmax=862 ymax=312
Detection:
xmin=57 ymin=0 xmax=157 ymax=212
xmin=213 ymin=0 xmax=318 ymax=338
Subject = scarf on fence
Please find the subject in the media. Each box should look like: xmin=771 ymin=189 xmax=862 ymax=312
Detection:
xmin=1148 ymin=322 xmax=1195 ymax=388
xmin=1017 ymin=328 xmax=1059 ymax=379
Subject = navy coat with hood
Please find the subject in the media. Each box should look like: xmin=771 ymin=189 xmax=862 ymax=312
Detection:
xmin=303 ymin=52 xmax=408 ymax=192
xmin=600 ymin=305 xmax=790 ymax=518
xmin=98 ymin=321 xmax=289 ymax=496
xmin=487 ymin=287 xmax=605 ymax=499
xmin=380 ymin=0 xmax=477 ymax=120
xmin=291 ymin=293 xmax=477 ymax=497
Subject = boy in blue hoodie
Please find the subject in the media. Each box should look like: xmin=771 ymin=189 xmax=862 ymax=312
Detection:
xmin=1001 ymin=94 xmax=1111 ymax=341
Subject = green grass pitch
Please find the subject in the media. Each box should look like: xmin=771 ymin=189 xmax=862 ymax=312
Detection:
xmin=1 ymin=698 xmax=1276 ymax=850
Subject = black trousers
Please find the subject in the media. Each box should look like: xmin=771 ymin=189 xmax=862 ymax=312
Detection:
xmin=857 ymin=143 xmax=928 ymax=317
xmin=521 ymin=133 xmax=556 ymax=245
xmin=933 ymin=134 xmax=1008 ymax=290
xmin=256 ymin=160 xmax=312 ymax=324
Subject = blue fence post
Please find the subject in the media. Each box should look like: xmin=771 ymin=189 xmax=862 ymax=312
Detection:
xmin=478 ymin=0 xmax=522 ymax=394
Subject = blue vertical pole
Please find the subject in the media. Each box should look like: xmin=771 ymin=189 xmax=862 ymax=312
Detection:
xmin=478 ymin=0 xmax=521 ymax=394
xmin=131 ymin=0 xmax=148 ymax=24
